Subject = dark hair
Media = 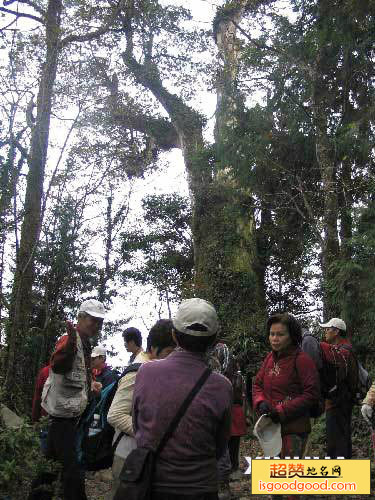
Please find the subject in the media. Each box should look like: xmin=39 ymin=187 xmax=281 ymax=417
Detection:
xmin=123 ymin=327 xmax=142 ymax=347
xmin=174 ymin=329 xmax=217 ymax=353
xmin=147 ymin=319 xmax=176 ymax=354
xmin=266 ymin=313 xmax=302 ymax=346
xmin=336 ymin=327 xmax=347 ymax=338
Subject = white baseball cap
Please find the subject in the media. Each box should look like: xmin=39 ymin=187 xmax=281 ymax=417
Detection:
xmin=319 ymin=318 xmax=346 ymax=331
xmin=253 ymin=415 xmax=282 ymax=457
xmin=79 ymin=299 xmax=106 ymax=319
xmin=173 ymin=298 xmax=219 ymax=337
xmin=91 ymin=346 xmax=106 ymax=358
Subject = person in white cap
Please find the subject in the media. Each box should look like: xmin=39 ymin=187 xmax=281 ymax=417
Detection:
xmin=319 ymin=317 xmax=357 ymax=459
xmin=91 ymin=345 xmax=119 ymax=389
xmin=29 ymin=299 xmax=106 ymax=500
xmin=132 ymin=298 xmax=233 ymax=500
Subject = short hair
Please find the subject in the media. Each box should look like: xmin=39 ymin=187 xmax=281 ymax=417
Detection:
xmin=147 ymin=319 xmax=176 ymax=354
xmin=266 ymin=313 xmax=302 ymax=346
xmin=77 ymin=311 xmax=89 ymax=320
xmin=174 ymin=329 xmax=217 ymax=353
xmin=123 ymin=327 xmax=142 ymax=347
xmin=335 ymin=327 xmax=347 ymax=338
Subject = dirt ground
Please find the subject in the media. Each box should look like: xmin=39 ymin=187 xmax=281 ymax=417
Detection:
xmin=85 ymin=435 xmax=375 ymax=500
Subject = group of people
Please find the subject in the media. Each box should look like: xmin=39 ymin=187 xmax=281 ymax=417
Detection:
xmin=28 ymin=297 xmax=375 ymax=500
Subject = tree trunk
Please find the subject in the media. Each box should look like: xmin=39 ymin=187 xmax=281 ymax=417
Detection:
xmin=312 ymin=0 xmax=340 ymax=319
xmin=98 ymin=187 xmax=114 ymax=303
xmin=4 ymin=0 xmax=63 ymax=409
xmin=213 ymin=0 xmax=267 ymax=331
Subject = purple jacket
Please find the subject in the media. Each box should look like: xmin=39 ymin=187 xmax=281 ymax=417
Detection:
xmin=133 ymin=349 xmax=233 ymax=494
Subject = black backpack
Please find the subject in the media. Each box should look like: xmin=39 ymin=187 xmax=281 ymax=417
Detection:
xmin=77 ymin=363 xmax=141 ymax=471
xmin=320 ymin=344 xmax=370 ymax=406
xmin=293 ymin=350 xmax=325 ymax=418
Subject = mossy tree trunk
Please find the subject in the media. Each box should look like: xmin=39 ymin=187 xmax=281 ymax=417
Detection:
xmin=4 ymin=0 xmax=63 ymax=409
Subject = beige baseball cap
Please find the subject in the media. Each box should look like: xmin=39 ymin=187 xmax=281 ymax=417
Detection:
xmin=173 ymin=298 xmax=219 ymax=337
xmin=253 ymin=415 xmax=282 ymax=457
xmin=91 ymin=346 xmax=106 ymax=358
xmin=79 ymin=299 xmax=106 ymax=319
xmin=319 ymin=317 xmax=346 ymax=331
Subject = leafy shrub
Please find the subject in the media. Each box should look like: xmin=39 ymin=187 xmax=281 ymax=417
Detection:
xmin=0 ymin=420 xmax=59 ymax=499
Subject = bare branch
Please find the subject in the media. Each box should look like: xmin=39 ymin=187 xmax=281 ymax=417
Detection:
xmin=0 ymin=6 xmax=42 ymax=23
xmin=4 ymin=0 xmax=45 ymax=16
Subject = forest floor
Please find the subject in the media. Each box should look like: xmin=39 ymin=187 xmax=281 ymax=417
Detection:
xmin=86 ymin=410 xmax=375 ymax=500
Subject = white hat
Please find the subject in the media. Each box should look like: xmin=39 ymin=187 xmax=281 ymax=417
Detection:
xmin=79 ymin=299 xmax=106 ymax=319
xmin=253 ymin=415 xmax=282 ymax=457
xmin=319 ymin=318 xmax=346 ymax=332
xmin=91 ymin=346 xmax=106 ymax=358
xmin=173 ymin=298 xmax=219 ymax=337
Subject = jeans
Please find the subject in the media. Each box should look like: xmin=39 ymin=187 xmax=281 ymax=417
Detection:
xmin=228 ymin=436 xmax=241 ymax=471
xmin=28 ymin=416 xmax=87 ymax=500
xmin=217 ymin=446 xmax=231 ymax=483
xmin=326 ymin=406 xmax=353 ymax=458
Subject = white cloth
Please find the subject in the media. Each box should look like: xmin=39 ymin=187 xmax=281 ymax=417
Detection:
xmin=361 ymin=404 xmax=373 ymax=424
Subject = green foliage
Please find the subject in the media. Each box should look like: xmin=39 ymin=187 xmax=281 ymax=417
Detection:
xmin=0 ymin=422 xmax=59 ymax=499
xmin=121 ymin=193 xmax=193 ymax=302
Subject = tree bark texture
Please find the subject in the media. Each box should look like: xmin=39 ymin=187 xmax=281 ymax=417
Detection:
xmin=116 ymin=0 xmax=268 ymax=336
xmin=213 ymin=0 xmax=267 ymax=330
xmin=4 ymin=0 xmax=63 ymax=408
xmin=312 ymin=0 xmax=340 ymax=319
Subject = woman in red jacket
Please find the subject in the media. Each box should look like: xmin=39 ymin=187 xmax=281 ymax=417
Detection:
xmin=253 ymin=313 xmax=320 ymax=459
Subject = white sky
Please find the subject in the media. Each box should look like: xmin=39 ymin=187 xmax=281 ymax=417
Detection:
xmin=0 ymin=1 xmax=220 ymax=367
xmin=93 ymin=0 xmax=219 ymax=367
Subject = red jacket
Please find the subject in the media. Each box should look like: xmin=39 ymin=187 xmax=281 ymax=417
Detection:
xmin=31 ymin=365 xmax=50 ymax=422
xmin=253 ymin=346 xmax=319 ymax=432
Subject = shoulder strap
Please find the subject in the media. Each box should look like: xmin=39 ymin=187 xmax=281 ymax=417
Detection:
xmin=121 ymin=362 xmax=142 ymax=377
xmin=155 ymin=368 xmax=211 ymax=456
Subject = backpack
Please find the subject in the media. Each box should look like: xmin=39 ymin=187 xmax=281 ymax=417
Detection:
xmin=293 ymin=350 xmax=325 ymax=418
xmin=77 ymin=363 xmax=141 ymax=471
xmin=320 ymin=344 xmax=370 ymax=406
xmin=339 ymin=345 xmax=371 ymax=404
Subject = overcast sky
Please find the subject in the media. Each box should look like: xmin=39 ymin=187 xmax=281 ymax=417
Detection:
xmin=101 ymin=0 xmax=218 ymax=367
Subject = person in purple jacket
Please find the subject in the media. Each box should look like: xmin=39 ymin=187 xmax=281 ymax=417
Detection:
xmin=133 ymin=298 xmax=233 ymax=500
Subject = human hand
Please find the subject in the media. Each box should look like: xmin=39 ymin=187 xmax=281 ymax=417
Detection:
xmin=66 ymin=321 xmax=77 ymax=338
xmin=361 ymin=404 xmax=373 ymax=424
xmin=269 ymin=408 xmax=280 ymax=424
xmin=92 ymin=381 xmax=102 ymax=395
xmin=258 ymin=401 xmax=272 ymax=416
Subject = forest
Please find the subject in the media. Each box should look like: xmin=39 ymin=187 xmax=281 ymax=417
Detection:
xmin=0 ymin=0 xmax=374 ymax=495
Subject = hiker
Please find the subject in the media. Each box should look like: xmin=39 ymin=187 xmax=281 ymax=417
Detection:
xmin=131 ymin=298 xmax=233 ymax=500
xmin=29 ymin=299 xmax=106 ymax=500
xmin=123 ymin=326 xmax=143 ymax=364
xmin=253 ymin=313 xmax=320 ymax=460
xmin=106 ymin=319 xmax=176 ymax=499
xmin=91 ymin=345 xmax=119 ymax=388
xmin=361 ymin=383 xmax=375 ymax=424
xmin=301 ymin=328 xmax=323 ymax=370
xmin=229 ymin=361 xmax=247 ymax=480
xmin=319 ymin=317 xmax=357 ymax=458
xmin=207 ymin=342 xmax=235 ymax=500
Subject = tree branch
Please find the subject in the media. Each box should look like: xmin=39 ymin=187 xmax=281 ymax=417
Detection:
xmin=0 ymin=6 xmax=42 ymax=23
xmin=111 ymin=108 xmax=179 ymax=150
xmin=4 ymin=0 xmax=45 ymax=16
xmin=59 ymin=0 xmax=122 ymax=48
xmin=119 ymin=10 xmax=204 ymax=138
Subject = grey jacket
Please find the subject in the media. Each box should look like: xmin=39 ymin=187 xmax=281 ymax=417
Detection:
xmin=41 ymin=333 xmax=88 ymax=418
